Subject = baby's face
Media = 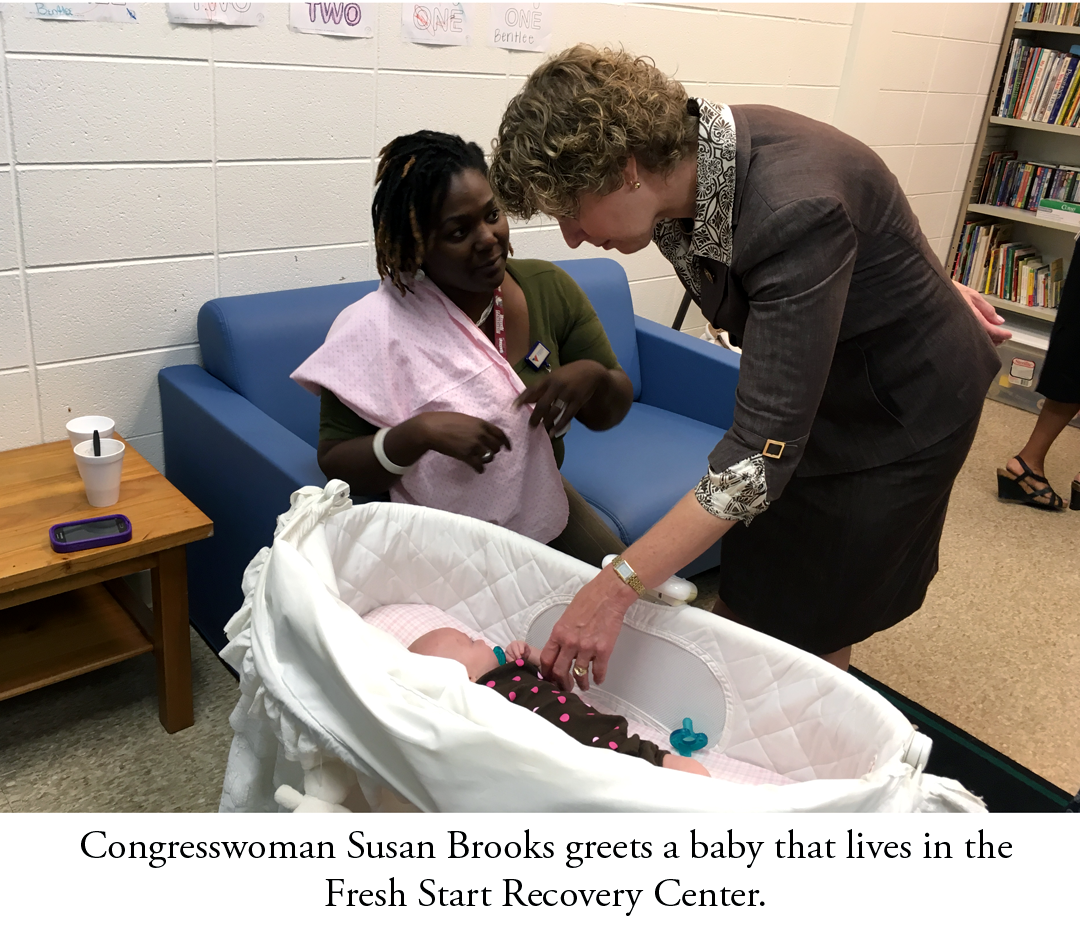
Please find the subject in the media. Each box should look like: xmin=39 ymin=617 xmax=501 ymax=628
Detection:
xmin=409 ymin=628 xmax=498 ymax=682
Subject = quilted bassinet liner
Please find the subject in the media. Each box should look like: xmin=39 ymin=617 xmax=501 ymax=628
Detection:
xmin=218 ymin=482 xmax=985 ymax=813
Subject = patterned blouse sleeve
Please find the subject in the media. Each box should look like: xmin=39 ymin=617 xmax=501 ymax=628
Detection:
xmin=694 ymin=455 xmax=770 ymax=524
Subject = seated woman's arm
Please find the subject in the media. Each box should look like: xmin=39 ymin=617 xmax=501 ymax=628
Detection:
xmin=527 ymin=360 xmax=633 ymax=433
xmin=317 ymin=397 xmax=512 ymax=495
xmin=514 ymin=265 xmax=634 ymax=434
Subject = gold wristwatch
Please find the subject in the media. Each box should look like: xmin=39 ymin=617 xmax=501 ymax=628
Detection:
xmin=610 ymin=555 xmax=646 ymax=598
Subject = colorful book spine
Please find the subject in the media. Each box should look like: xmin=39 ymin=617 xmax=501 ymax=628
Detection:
xmin=1048 ymin=56 xmax=1079 ymax=122
xmin=999 ymin=40 xmax=1028 ymax=117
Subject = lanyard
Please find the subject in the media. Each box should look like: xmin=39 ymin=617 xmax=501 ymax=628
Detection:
xmin=491 ymin=287 xmax=507 ymax=359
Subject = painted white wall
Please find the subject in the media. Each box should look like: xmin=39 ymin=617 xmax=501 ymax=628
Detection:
xmin=0 ymin=2 xmax=1010 ymax=467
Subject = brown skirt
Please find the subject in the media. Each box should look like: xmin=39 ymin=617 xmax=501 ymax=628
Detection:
xmin=718 ymin=412 xmax=982 ymax=655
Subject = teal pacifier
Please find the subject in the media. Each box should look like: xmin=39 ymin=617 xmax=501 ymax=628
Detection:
xmin=669 ymin=718 xmax=708 ymax=757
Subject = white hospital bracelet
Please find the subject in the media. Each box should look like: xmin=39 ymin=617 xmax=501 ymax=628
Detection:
xmin=372 ymin=427 xmax=410 ymax=475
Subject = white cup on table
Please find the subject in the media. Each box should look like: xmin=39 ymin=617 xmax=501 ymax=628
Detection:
xmin=66 ymin=415 xmax=115 ymax=448
xmin=73 ymin=438 xmax=126 ymax=507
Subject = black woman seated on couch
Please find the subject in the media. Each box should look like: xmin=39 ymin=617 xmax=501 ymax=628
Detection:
xmin=291 ymin=131 xmax=632 ymax=566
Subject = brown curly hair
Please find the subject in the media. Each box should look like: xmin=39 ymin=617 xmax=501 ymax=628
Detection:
xmin=489 ymin=45 xmax=696 ymax=220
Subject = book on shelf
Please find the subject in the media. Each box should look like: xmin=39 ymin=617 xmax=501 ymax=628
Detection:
xmin=1000 ymin=40 xmax=1030 ymax=117
xmin=996 ymin=40 xmax=1080 ymax=125
xmin=1018 ymin=4 xmax=1080 ymax=27
xmin=951 ymin=221 xmax=1062 ymax=309
xmin=1046 ymin=54 xmax=1079 ymax=121
xmin=978 ymin=150 xmax=1017 ymax=203
xmin=1019 ymin=48 xmax=1051 ymax=120
xmin=975 ymin=157 xmax=1080 ymax=212
xmin=1051 ymin=257 xmax=1065 ymax=305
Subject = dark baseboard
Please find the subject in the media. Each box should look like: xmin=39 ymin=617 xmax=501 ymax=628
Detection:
xmin=850 ymin=667 xmax=1073 ymax=813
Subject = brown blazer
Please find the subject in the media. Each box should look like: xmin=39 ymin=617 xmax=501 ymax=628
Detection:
xmin=697 ymin=105 xmax=1000 ymax=499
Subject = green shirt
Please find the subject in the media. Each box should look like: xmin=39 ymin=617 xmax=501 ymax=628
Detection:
xmin=318 ymin=258 xmax=622 ymax=467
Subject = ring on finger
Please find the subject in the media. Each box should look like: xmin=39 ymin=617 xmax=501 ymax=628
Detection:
xmin=571 ymin=663 xmax=588 ymax=678
xmin=480 ymin=451 xmax=494 ymax=463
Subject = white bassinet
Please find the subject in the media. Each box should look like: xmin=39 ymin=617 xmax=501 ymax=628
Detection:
xmin=218 ymin=482 xmax=984 ymax=813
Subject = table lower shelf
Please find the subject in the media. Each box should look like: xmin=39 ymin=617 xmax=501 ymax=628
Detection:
xmin=0 ymin=583 xmax=153 ymax=701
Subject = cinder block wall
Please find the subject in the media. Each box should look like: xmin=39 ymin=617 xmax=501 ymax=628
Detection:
xmin=0 ymin=3 xmax=1009 ymax=466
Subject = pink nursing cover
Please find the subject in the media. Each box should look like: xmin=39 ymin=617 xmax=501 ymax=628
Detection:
xmin=291 ymin=277 xmax=568 ymax=543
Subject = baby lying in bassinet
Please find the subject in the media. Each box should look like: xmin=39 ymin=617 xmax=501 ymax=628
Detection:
xmin=364 ymin=602 xmax=791 ymax=785
xmin=409 ymin=628 xmax=710 ymax=777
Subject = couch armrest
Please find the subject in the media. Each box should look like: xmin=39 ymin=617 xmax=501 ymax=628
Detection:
xmin=635 ymin=317 xmax=741 ymax=431
xmin=159 ymin=364 xmax=326 ymax=654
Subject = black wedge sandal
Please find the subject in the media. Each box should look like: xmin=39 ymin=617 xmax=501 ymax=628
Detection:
xmin=996 ymin=456 xmax=1066 ymax=510
xmin=1071 ymin=480 xmax=1080 ymax=511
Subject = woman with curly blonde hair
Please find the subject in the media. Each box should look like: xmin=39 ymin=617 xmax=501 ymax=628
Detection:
xmin=490 ymin=45 xmax=1006 ymax=683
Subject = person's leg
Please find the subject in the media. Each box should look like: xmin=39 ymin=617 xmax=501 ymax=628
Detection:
xmin=1007 ymin=398 xmax=1080 ymax=476
xmin=547 ymin=477 xmax=626 ymax=568
xmin=819 ymin=646 xmax=852 ymax=671
xmin=710 ymin=595 xmax=745 ymax=624
xmin=713 ymin=595 xmax=850 ymax=668
xmin=662 ymin=754 xmax=711 ymax=776
xmin=1000 ymin=399 xmax=1080 ymax=509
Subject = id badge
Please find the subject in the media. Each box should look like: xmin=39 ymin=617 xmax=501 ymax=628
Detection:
xmin=525 ymin=340 xmax=551 ymax=371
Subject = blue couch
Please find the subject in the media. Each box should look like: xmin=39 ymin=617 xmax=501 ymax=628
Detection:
xmin=159 ymin=257 xmax=740 ymax=653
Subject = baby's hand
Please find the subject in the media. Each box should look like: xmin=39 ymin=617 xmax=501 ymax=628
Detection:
xmin=505 ymin=640 xmax=531 ymax=662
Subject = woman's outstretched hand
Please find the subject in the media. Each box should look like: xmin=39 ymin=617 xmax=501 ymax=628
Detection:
xmin=539 ymin=568 xmax=639 ymax=691
xmin=412 ymin=411 xmax=511 ymax=473
xmin=953 ymin=281 xmax=1012 ymax=346
xmin=514 ymin=359 xmax=610 ymax=434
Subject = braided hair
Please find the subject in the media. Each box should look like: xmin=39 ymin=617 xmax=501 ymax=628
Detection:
xmin=373 ymin=131 xmax=489 ymax=295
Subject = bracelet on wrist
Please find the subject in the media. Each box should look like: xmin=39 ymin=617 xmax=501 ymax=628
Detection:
xmin=372 ymin=427 xmax=410 ymax=476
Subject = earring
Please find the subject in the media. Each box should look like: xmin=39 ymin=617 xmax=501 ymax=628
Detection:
xmin=632 ymin=180 xmax=641 ymax=190
xmin=508 ymin=241 xmax=515 ymax=256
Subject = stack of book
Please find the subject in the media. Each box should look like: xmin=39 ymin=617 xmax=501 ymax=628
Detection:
xmin=1018 ymin=3 xmax=1080 ymax=25
xmin=951 ymin=220 xmax=1064 ymax=308
xmin=976 ymin=150 xmax=1080 ymax=212
xmin=997 ymin=40 xmax=1080 ymax=126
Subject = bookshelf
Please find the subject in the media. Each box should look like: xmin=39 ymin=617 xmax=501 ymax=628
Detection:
xmin=949 ymin=3 xmax=1080 ymax=336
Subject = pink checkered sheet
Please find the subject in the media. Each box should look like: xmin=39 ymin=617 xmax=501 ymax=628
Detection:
xmin=364 ymin=603 xmax=792 ymax=787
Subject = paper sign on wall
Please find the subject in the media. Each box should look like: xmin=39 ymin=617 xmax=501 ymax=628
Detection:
xmin=289 ymin=3 xmax=374 ymax=38
xmin=166 ymin=3 xmax=266 ymax=26
xmin=401 ymin=3 xmax=470 ymax=47
xmin=488 ymin=3 xmax=551 ymax=52
xmin=25 ymin=3 xmax=137 ymax=21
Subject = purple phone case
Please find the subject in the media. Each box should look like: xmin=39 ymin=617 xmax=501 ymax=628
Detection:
xmin=49 ymin=514 xmax=132 ymax=554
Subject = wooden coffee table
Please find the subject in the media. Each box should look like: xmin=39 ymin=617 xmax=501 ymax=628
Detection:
xmin=0 ymin=437 xmax=213 ymax=732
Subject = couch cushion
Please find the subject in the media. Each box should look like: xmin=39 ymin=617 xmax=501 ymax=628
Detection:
xmin=559 ymin=402 xmax=724 ymax=545
xmin=198 ymin=281 xmax=378 ymax=446
xmin=554 ymin=257 xmax=641 ymax=398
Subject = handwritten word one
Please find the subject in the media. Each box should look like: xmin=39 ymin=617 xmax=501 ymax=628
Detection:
xmin=501 ymin=5 xmax=542 ymax=29
xmin=412 ymin=4 xmax=463 ymax=35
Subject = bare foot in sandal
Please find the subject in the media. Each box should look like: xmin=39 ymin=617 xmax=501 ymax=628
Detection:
xmin=997 ymin=455 xmax=1066 ymax=510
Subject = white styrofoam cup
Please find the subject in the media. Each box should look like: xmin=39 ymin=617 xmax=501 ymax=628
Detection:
xmin=66 ymin=415 xmax=115 ymax=448
xmin=73 ymin=437 xmax=126 ymax=507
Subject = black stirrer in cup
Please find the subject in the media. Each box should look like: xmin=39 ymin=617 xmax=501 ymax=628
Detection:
xmin=93 ymin=429 xmax=101 ymax=457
